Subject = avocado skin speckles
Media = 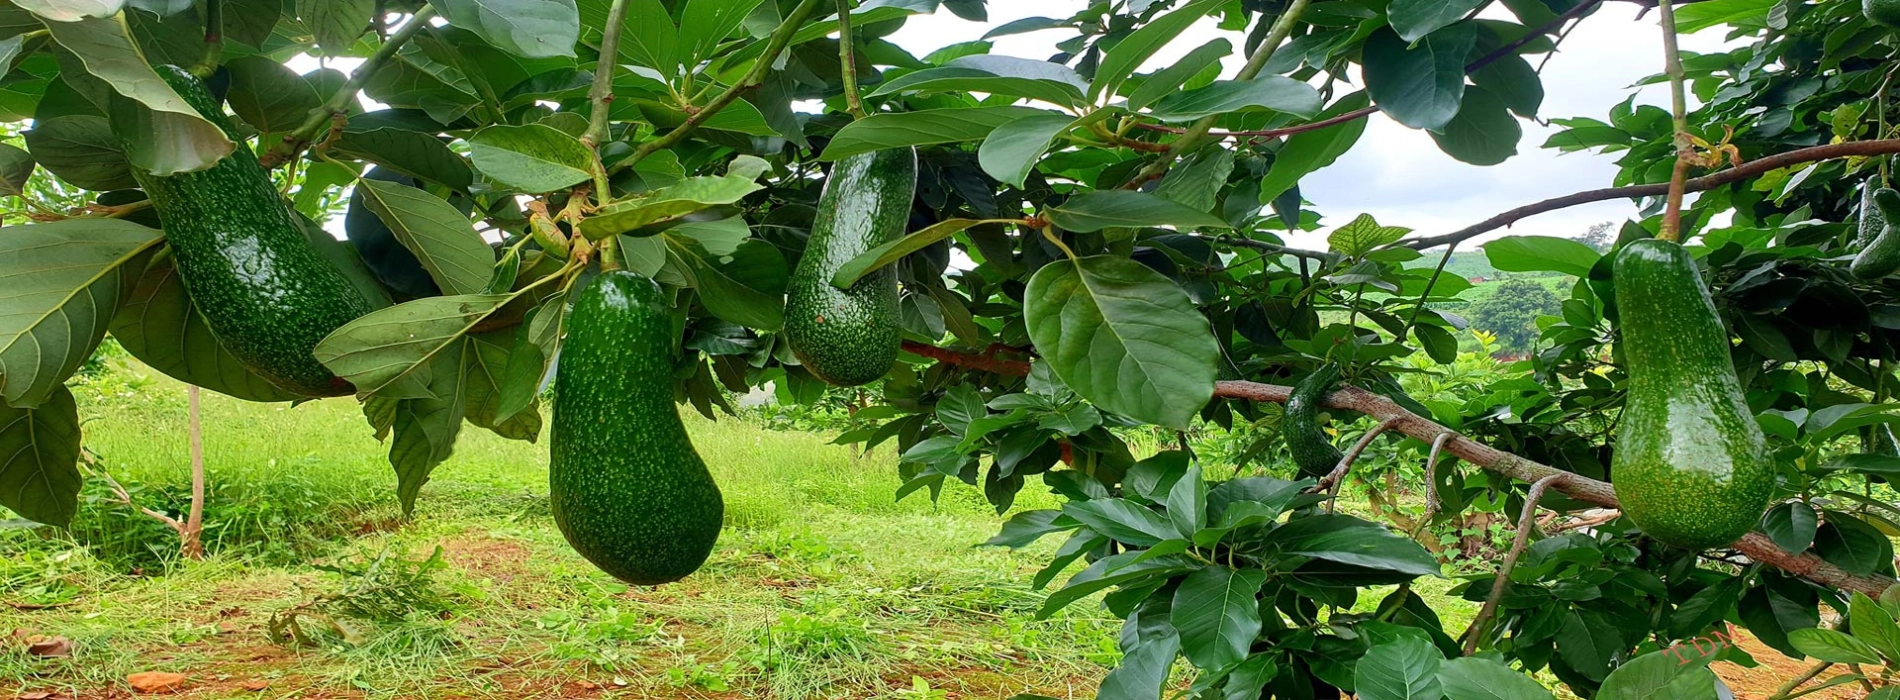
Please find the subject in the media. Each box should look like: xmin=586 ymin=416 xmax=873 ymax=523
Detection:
xmin=1612 ymin=238 xmax=1773 ymax=550
xmin=784 ymin=148 xmax=917 ymax=387
xmin=551 ymin=271 xmax=723 ymax=585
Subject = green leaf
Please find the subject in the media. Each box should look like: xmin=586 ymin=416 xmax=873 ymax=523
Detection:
xmin=1850 ymin=592 xmax=1900 ymax=663
xmin=665 ymin=236 xmax=786 ymax=331
xmin=1436 ymin=657 xmax=1552 ymax=700
xmin=1482 ymin=235 xmax=1600 ymax=276
xmin=982 ymin=509 xmax=1077 ymax=548
xmin=1761 ymin=500 xmax=1818 ymax=552
xmin=1328 ymin=213 xmax=1412 ymax=256
xmin=832 ymin=218 xmax=1002 ymax=289
xmin=1362 ymin=24 xmax=1475 ymax=132
xmin=1039 ymin=552 xmax=1195 ymax=618
xmin=1815 ymin=513 xmax=1892 ymax=576
xmin=977 ymin=113 xmax=1076 ymax=187
xmin=582 ymin=0 xmax=675 ymax=74
xmin=1556 ymin=610 xmax=1622 ymax=682
xmin=1415 ymin=324 xmax=1458 ymax=365
xmin=331 ymin=128 xmax=476 ymax=192
xmin=1170 ymin=566 xmax=1267 ymax=670
xmin=1789 ymin=627 xmax=1882 ymax=665
xmin=1165 ymin=464 xmax=1206 ymax=538
xmin=1098 ymin=603 xmax=1182 ymax=700
xmin=820 ymin=106 xmax=1054 ymax=161
xmin=579 ymin=171 xmax=765 ymax=239
xmin=1596 ymin=646 xmax=1719 ymax=700
xmin=44 ymin=14 xmax=233 ymax=174
xmin=1354 ymin=637 xmax=1444 ymax=700
xmin=297 ymin=0 xmax=373 ymax=55
xmin=110 ymin=257 xmax=300 ymax=403
xmin=0 ymin=218 xmax=163 ymax=409
xmin=1269 ymin=515 xmax=1442 ymax=576
xmin=1471 ymin=52 xmax=1543 ymax=118
xmin=868 ymin=66 xmax=1084 ymax=107
xmin=13 ymin=0 xmax=124 ymax=21
xmin=463 ymin=333 xmax=541 ymax=442
xmin=1257 ymin=92 xmax=1370 ymax=204
xmin=1063 ymin=498 xmax=1175 ymax=546
xmin=679 ymin=0 xmax=764 ymax=68
xmin=384 ymin=341 xmax=467 ymax=514
xmin=1024 ymin=256 xmax=1218 ymax=430
xmin=1673 ymin=0 xmax=1777 ymax=33
xmin=223 ymin=55 xmax=322 ymax=134
xmin=25 ymin=115 xmax=137 ymax=191
xmin=1153 ymin=147 xmax=1234 ymax=213
xmin=1090 ymin=0 xmax=1221 ymax=103
xmin=1126 ymin=38 xmax=1231 ymax=112
xmin=313 ymin=294 xmax=515 ymax=397
xmin=1145 ymin=76 xmax=1322 ymax=122
xmin=1430 ymin=87 xmax=1520 ymax=165
xmin=355 ymin=179 xmax=497 ymax=296
xmin=0 ymin=142 xmax=34 ymax=197
xmin=435 ymin=0 xmax=580 ymax=58
xmin=1390 ymin=0 xmax=1486 ymax=42
xmin=1048 ymin=191 xmax=1232 ymax=233
xmin=0 ymin=385 xmax=80 ymax=526
xmin=468 ymin=123 xmax=599 ymax=193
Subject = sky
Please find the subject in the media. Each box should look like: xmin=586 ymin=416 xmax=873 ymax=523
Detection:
xmin=884 ymin=1 xmax=1737 ymax=250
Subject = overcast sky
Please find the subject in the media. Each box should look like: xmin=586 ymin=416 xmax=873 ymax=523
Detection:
xmin=886 ymin=1 xmax=1736 ymax=250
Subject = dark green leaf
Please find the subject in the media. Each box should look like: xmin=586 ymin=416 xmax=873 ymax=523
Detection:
xmin=1415 ymin=324 xmax=1458 ymax=364
xmin=1048 ymin=191 xmax=1232 ymax=233
xmin=435 ymin=0 xmax=579 ymax=58
xmin=977 ymin=113 xmax=1075 ymax=187
xmin=355 ymin=178 xmax=496 ymax=296
xmin=665 ymin=236 xmax=786 ymax=331
xmin=1391 ymin=0 xmax=1486 ymax=42
xmin=298 ymin=0 xmax=372 ymax=54
xmin=1256 ymin=92 xmax=1370 ymax=204
xmin=1126 ymin=38 xmax=1231 ymax=111
xmin=1090 ymin=0 xmax=1221 ymax=103
xmin=1170 ymin=566 xmax=1267 ymax=670
xmin=832 ymin=218 xmax=1001 ymax=289
xmin=1429 ymin=87 xmax=1520 ymax=165
xmin=1354 ymin=637 xmax=1443 ymax=700
xmin=223 ymin=55 xmax=321 ymax=133
xmin=1064 ymin=498 xmax=1175 ymax=546
xmin=385 ymin=342 xmax=467 ymax=514
xmin=1761 ymin=501 xmax=1818 ymax=553
xmin=821 ymin=106 xmax=1054 ymax=161
xmin=332 ymin=128 xmax=475 ymax=192
xmin=0 ymin=142 xmax=32 ymax=197
xmin=1789 ymin=627 xmax=1881 ymax=665
xmin=0 ymin=386 xmax=80 ymax=526
xmin=1815 ymin=513 xmax=1892 ymax=576
xmin=24 ymin=115 xmax=136 ymax=191
xmin=1482 ymin=235 xmax=1600 ymax=276
xmin=1362 ymin=24 xmax=1475 ymax=132
xmin=468 ymin=123 xmax=599 ymax=193
xmin=1145 ymin=76 xmax=1322 ymax=122
xmin=1270 ymin=515 xmax=1442 ymax=576
xmin=1437 ymin=657 xmax=1553 ymax=700
xmin=0 ymin=218 xmax=162 ymax=409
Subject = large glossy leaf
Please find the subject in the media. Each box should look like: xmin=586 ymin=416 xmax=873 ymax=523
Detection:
xmin=1145 ymin=76 xmax=1323 ymax=122
xmin=1090 ymin=0 xmax=1221 ymax=103
xmin=1850 ymin=591 xmax=1900 ymax=662
xmin=468 ymin=123 xmax=598 ymax=193
xmin=1788 ymin=627 xmax=1881 ymax=665
xmin=313 ymin=294 xmax=515 ymax=397
xmin=1390 ymin=0 xmax=1487 ymax=42
xmin=13 ymin=0 xmax=123 ymax=21
xmin=977 ymin=113 xmax=1080 ymax=187
xmin=1257 ymin=92 xmax=1370 ymax=204
xmin=297 ymin=0 xmax=373 ymax=55
xmin=869 ymin=66 xmax=1084 ymax=107
xmin=1024 ymin=255 xmax=1218 ymax=430
xmin=1362 ymin=24 xmax=1475 ymax=132
xmin=0 ymin=142 xmax=34 ymax=196
xmin=1436 ymin=657 xmax=1553 ymax=700
xmin=820 ymin=106 xmax=1052 ymax=161
xmin=665 ymin=235 xmax=785 ymax=331
xmin=1270 ymin=515 xmax=1442 ymax=576
xmin=43 ymin=14 xmax=233 ymax=174
xmin=1595 ymin=646 xmax=1719 ymax=700
xmin=1048 ymin=191 xmax=1231 ymax=233
xmin=1063 ymin=498 xmax=1174 ymax=546
xmin=1170 ymin=566 xmax=1266 ymax=670
xmin=1556 ymin=610 xmax=1622 ymax=682
xmin=1430 ymin=87 xmax=1521 ymax=165
xmin=24 ymin=115 xmax=137 ymax=191
xmin=1814 ymin=513 xmax=1891 ymax=576
xmin=579 ymin=170 xmax=764 ymax=239
xmin=0 ymin=218 xmax=162 ymax=409
xmin=1328 ymin=213 xmax=1411 ymax=256
xmin=354 ymin=178 xmax=496 ymax=296
xmin=1355 ymin=637 xmax=1443 ymax=700
xmin=0 ymin=385 xmax=80 ymax=526
xmin=1761 ymin=500 xmax=1818 ymax=552
xmin=109 ymin=258 xmax=299 ymax=402
xmin=1482 ymin=235 xmax=1600 ymax=276
xmin=832 ymin=218 xmax=1003 ymax=289
xmin=1126 ymin=38 xmax=1230 ymax=111
xmin=679 ymin=0 xmax=764 ymax=68
xmin=580 ymin=0 xmax=675 ymax=74
xmin=222 ymin=55 xmax=322 ymax=134
xmin=384 ymin=341 xmax=466 ymax=514
xmin=1097 ymin=603 xmax=1182 ymax=700
xmin=331 ymin=128 xmax=476 ymax=192
xmin=435 ymin=0 xmax=580 ymax=58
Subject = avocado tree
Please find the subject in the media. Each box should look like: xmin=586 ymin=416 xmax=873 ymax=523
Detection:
xmin=8 ymin=0 xmax=1900 ymax=696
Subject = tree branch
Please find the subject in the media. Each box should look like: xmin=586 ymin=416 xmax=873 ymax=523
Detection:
xmin=262 ymin=5 xmax=438 ymax=168
xmin=1463 ymin=473 xmax=1566 ymax=654
xmin=617 ymin=0 xmax=825 ymax=172
xmin=1211 ymin=234 xmax=1337 ymax=263
xmin=836 ymin=0 xmax=866 ymax=119
xmin=1399 ymin=139 xmax=1900 ymax=250
xmin=899 ymin=342 xmax=1897 ymax=596
xmin=1656 ymin=0 xmax=1692 ymax=242
xmin=583 ymin=0 xmax=634 ymax=151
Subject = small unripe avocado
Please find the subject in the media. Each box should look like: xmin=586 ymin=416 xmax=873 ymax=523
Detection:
xmin=1851 ymin=188 xmax=1900 ymax=280
xmin=1869 ymin=0 xmax=1900 ymax=28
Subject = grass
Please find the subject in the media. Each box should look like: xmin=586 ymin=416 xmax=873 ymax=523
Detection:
xmin=2 ymin=361 xmax=1118 ymax=699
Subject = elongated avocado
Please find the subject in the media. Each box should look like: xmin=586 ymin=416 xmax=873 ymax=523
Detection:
xmin=110 ymin=66 xmax=371 ymax=397
xmin=1852 ymin=188 xmax=1900 ymax=280
xmin=1285 ymin=363 xmax=1343 ymax=478
xmin=1612 ymin=239 xmax=1773 ymax=550
xmin=551 ymin=271 xmax=723 ymax=585
xmin=783 ymin=148 xmax=917 ymax=386
xmin=1855 ymin=180 xmax=1887 ymax=249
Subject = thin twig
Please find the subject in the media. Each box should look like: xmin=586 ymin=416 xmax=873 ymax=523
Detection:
xmin=1462 ymin=473 xmax=1566 ymax=654
xmin=1398 ymin=139 xmax=1900 ymax=250
xmin=1410 ymin=431 xmax=1457 ymax=540
xmin=1547 ymin=509 xmax=1621 ymax=534
xmin=836 ymin=0 xmax=866 ymax=119
xmin=1314 ymin=418 xmax=1399 ymax=494
xmin=81 ymin=452 xmax=186 ymax=534
xmin=1211 ymin=234 xmax=1337 ymax=263
xmin=182 ymin=386 xmax=205 ymax=560
xmin=1655 ymin=0 xmax=1691 ymax=242
xmin=619 ymin=0 xmax=825 ymax=172
xmin=263 ymin=5 xmax=438 ymax=168
xmin=1766 ymin=662 xmax=1834 ymax=700
xmin=582 ymin=0 xmax=634 ymax=151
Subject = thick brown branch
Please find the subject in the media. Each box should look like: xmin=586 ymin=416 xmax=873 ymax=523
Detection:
xmin=897 ymin=342 xmax=1894 ymax=596
xmin=1402 ymin=139 xmax=1900 ymax=250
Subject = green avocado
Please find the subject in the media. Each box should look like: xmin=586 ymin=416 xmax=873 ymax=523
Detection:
xmin=1284 ymin=363 xmax=1344 ymax=478
xmin=1868 ymin=0 xmax=1900 ymax=27
xmin=1852 ymin=188 xmax=1900 ymax=280
xmin=551 ymin=271 xmax=723 ymax=585
xmin=1855 ymin=180 xmax=1887 ymax=249
xmin=1612 ymin=239 xmax=1773 ymax=550
xmin=110 ymin=66 xmax=372 ymax=397
xmin=783 ymin=148 xmax=916 ymax=386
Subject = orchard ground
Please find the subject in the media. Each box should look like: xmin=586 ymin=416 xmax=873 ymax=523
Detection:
xmin=0 ymin=356 xmax=1858 ymax=699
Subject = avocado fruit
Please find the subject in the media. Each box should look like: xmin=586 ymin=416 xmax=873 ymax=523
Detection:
xmin=1855 ymin=179 xmax=1887 ymax=249
xmin=1612 ymin=238 xmax=1773 ymax=550
xmin=1868 ymin=0 xmax=1900 ymax=28
xmin=1852 ymin=188 xmax=1900 ymax=280
xmin=1284 ymin=363 xmax=1344 ymax=478
xmin=551 ymin=271 xmax=723 ymax=585
xmin=110 ymin=66 xmax=372 ymax=397
xmin=783 ymin=148 xmax=917 ymax=386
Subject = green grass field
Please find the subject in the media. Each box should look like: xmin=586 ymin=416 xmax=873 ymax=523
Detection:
xmin=0 ymin=358 xmax=1481 ymax=699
